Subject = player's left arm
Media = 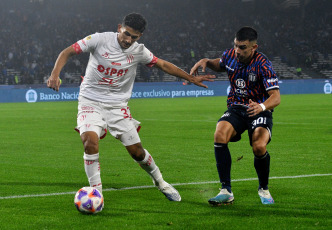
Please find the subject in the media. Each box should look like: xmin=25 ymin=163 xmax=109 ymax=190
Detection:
xmin=154 ymin=58 xmax=215 ymax=88
xmin=247 ymin=89 xmax=280 ymax=117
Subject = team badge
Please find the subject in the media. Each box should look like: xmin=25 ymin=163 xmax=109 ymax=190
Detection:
xmin=236 ymin=79 xmax=246 ymax=89
xmin=126 ymin=54 xmax=134 ymax=64
xmin=248 ymin=72 xmax=257 ymax=82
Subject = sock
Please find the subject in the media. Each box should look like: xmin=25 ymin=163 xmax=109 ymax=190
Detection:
xmin=214 ymin=143 xmax=232 ymax=193
xmin=254 ymin=151 xmax=270 ymax=190
xmin=136 ymin=149 xmax=166 ymax=188
xmin=83 ymin=152 xmax=102 ymax=192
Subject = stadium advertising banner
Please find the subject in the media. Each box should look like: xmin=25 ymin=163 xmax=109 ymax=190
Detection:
xmin=0 ymin=79 xmax=331 ymax=103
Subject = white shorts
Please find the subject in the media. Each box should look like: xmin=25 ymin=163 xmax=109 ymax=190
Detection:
xmin=76 ymin=96 xmax=141 ymax=146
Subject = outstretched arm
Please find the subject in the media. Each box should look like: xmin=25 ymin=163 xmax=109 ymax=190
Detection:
xmin=47 ymin=46 xmax=77 ymax=91
xmin=155 ymin=58 xmax=215 ymax=88
xmin=190 ymin=58 xmax=222 ymax=76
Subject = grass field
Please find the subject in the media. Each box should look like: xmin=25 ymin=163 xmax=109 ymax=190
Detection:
xmin=0 ymin=94 xmax=331 ymax=229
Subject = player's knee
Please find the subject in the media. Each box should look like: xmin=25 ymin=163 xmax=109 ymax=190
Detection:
xmin=252 ymin=142 xmax=266 ymax=156
xmin=83 ymin=140 xmax=99 ymax=154
xmin=81 ymin=133 xmax=99 ymax=154
xmin=134 ymin=148 xmax=145 ymax=161
xmin=214 ymin=130 xmax=230 ymax=143
xmin=126 ymin=144 xmax=145 ymax=161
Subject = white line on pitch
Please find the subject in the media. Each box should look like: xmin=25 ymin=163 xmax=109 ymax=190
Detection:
xmin=0 ymin=173 xmax=331 ymax=200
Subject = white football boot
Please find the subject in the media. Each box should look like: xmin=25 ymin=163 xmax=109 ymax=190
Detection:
xmin=258 ymin=188 xmax=274 ymax=204
xmin=155 ymin=180 xmax=181 ymax=201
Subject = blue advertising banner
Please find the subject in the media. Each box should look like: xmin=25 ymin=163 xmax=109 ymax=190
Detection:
xmin=0 ymin=79 xmax=331 ymax=103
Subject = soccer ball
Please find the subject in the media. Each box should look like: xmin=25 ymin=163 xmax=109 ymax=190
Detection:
xmin=74 ymin=187 xmax=104 ymax=214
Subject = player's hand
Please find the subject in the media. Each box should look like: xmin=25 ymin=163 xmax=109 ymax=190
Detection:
xmin=191 ymin=75 xmax=215 ymax=88
xmin=247 ymin=99 xmax=263 ymax=117
xmin=190 ymin=58 xmax=209 ymax=76
xmin=47 ymin=74 xmax=62 ymax=92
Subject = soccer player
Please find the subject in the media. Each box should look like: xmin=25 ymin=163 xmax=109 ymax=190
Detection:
xmin=47 ymin=13 xmax=214 ymax=202
xmin=190 ymin=27 xmax=280 ymax=205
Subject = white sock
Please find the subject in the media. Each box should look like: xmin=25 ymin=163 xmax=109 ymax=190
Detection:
xmin=83 ymin=152 xmax=102 ymax=192
xmin=136 ymin=149 xmax=166 ymax=188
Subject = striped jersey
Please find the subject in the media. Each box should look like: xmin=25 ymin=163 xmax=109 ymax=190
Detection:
xmin=219 ymin=48 xmax=279 ymax=108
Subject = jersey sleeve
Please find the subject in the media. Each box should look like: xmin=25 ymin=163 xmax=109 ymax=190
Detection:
xmin=141 ymin=46 xmax=158 ymax=67
xmin=219 ymin=50 xmax=230 ymax=70
xmin=71 ymin=33 xmax=100 ymax=54
xmin=260 ymin=61 xmax=279 ymax=91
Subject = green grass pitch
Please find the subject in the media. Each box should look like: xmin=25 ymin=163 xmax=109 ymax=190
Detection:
xmin=0 ymin=94 xmax=331 ymax=229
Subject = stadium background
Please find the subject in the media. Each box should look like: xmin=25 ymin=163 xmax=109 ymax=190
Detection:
xmin=0 ymin=0 xmax=331 ymax=91
xmin=1 ymin=1 xmax=331 ymax=229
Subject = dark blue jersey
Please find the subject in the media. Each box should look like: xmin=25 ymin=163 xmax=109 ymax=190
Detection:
xmin=219 ymin=48 xmax=279 ymax=108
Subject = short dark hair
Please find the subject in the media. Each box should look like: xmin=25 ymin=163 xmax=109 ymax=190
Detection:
xmin=123 ymin=13 xmax=147 ymax=33
xmin=235 ymin=27 xmax=258 ymax=42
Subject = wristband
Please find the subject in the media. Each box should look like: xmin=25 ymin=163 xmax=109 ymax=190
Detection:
xmin=259 ymin=103 xmax=266 ymax=111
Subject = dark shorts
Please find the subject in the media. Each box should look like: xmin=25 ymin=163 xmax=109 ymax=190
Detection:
xmin=218 ymin=105 xmax=273 ymax=145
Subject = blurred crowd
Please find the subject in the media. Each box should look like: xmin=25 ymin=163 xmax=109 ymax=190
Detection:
xmin=0 ymin=0 xmax=331 ymax=85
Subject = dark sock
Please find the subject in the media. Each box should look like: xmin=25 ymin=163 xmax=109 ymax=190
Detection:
xmin=214 ymin=143 xmax=232 ymax=193
xmin=254 ymin=151 xmax=270 ymax=190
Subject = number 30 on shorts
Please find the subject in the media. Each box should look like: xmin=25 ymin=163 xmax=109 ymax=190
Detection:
xmin=252 ymin=117 xmax=266 ymax=127
xmin=121 ymin=107 xmax=132 ymax=119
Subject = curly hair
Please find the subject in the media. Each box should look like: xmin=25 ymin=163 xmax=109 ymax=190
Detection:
xmin=122 ymin=13 xmax=147 ymax=33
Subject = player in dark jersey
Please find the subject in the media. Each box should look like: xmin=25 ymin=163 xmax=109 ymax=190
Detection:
xmin=190 ymin=27 xmax=280 ymax=205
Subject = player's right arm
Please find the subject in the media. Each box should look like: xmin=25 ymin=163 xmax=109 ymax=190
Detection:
xmin=47 ymin=46 xmax=77 ymax=91
xmin=190 ymin=58 xmax=222 ymax=76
